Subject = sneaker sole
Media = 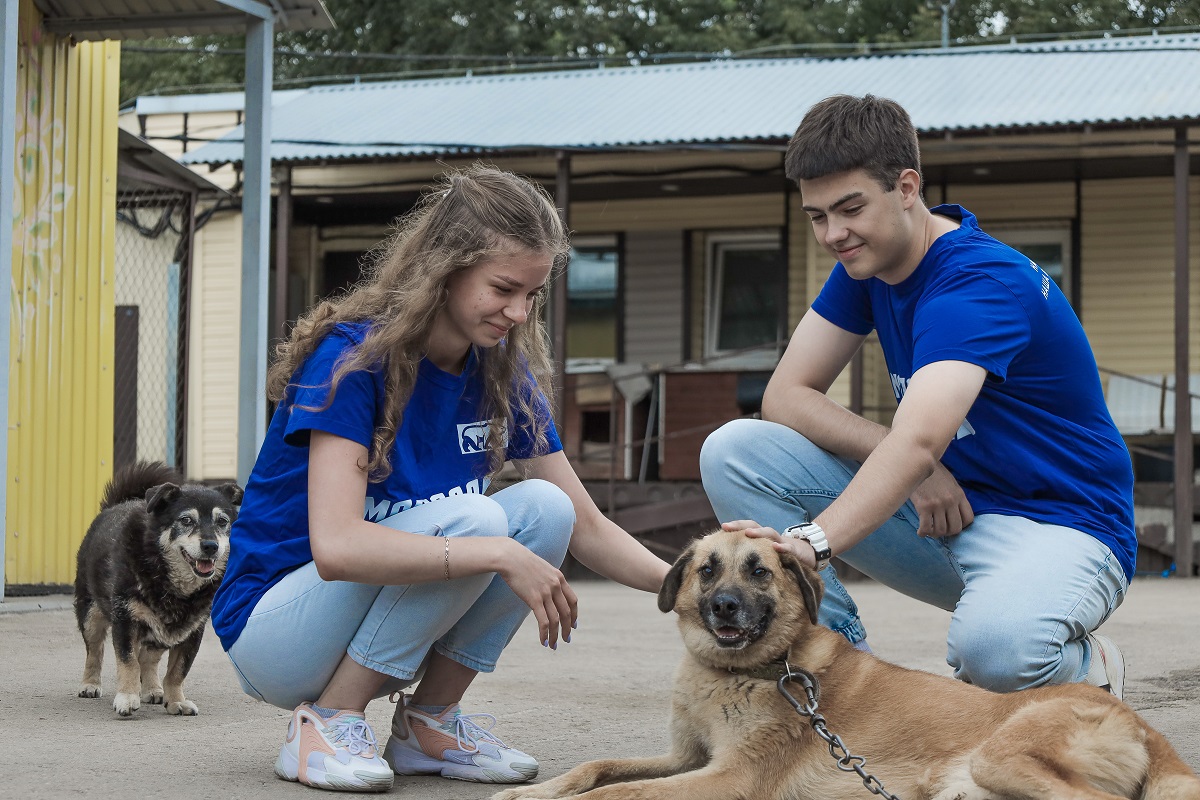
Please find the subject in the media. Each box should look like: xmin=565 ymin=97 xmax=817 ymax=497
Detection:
xmin=276 ymin=746 xmax=394 ymax=792
xmin=384 ymin=740 xmax=537 ymax=783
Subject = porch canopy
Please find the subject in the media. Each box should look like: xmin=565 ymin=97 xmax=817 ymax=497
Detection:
xmin=0 ymin=0 xmax=332 ymax=598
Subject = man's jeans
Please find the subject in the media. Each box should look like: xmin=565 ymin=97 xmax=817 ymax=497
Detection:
xmin=700 ymin=418 xmax=1127 ymax=692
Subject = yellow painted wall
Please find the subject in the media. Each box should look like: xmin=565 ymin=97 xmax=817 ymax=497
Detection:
xmin=7 ymin=0 xmax=119 ymax=585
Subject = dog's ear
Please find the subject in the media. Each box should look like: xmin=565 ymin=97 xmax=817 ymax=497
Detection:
xmin=215 ymin=482 xmax=244 ymax=506
xmin=145 ymin=482 xmax=181 ymax=514
xmin=657 ymin=541 xmax=697 ymax=613
xmin=779 ymin=552 xmax=824 ymax=625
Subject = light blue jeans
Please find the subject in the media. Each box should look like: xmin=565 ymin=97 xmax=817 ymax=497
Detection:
xmin=700 ymin=418 xmax=1128 ymax=692
xmin=225 ymin=479 xmax=575 ymax=710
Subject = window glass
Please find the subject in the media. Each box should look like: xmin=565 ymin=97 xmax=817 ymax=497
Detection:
xmin=567 ymin=241 xmax=618 ymax=361
xmin=716 ymin=244 xmax=784 ymax=351
xmin=706 ymin=233 xmax=785 ymax=364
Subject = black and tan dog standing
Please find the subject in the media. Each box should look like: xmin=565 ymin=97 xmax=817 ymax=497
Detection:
xmin=496 ymin=529 xmax=1200 ymax=800
xmin=74 ymin=461 xmax=242 ymax=717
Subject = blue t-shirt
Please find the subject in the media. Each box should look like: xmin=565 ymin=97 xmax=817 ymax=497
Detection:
xmin=210 ymin=322 xmax=563 ymax=649
xmin=811 ymin=205 xmax=1136 ymax=580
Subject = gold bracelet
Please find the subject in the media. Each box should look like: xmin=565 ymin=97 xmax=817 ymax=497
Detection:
xmin=443 ymin=537 xmax=451 ymax=581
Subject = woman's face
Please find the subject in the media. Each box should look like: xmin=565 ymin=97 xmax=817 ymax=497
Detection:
xmin=426 ymin=245 xmax=554 ymax=371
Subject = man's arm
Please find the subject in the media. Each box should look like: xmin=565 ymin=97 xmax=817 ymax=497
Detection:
xmin=764 ymin=360 xmax=987 ymax=564
xmin=761 ymin=309 xmax=885 ymax=463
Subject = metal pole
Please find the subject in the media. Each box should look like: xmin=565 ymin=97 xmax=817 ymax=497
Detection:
xmin=0 ymin=0 xmax=19 ymax=601
xmin=940 ymin=0 xmax=957 ymax=49
xmin=1173 ymin=124 xmax=1194 ymax=577
xmin=237 ymin=14 xmax=274 ymax=485
xmin=273 ymin=165 xmax=291 ymax=344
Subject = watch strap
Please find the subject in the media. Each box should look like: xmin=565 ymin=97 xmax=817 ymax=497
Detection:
xmin=783 ymin=522 xmax=832 ymax=570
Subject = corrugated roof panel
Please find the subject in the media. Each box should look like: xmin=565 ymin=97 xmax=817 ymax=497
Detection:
xmin=179 ymin=35 xmax=1200 ymax=165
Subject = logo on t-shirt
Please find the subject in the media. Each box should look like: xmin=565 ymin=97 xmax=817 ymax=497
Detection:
xmin=458 ymin=420 xmax=508 ymax=454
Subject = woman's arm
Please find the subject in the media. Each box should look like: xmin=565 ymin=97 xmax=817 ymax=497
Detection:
xmin=307 ymin=430 xmax=577 ymax=646
xmin=517 ymin=450 xmax=670 ymax=593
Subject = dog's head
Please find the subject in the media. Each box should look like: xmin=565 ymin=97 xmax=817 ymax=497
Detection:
xmin=657 ymin=529 xmax=823 ymax=670
xmin=145 ymin=481 xmax=243 ymax=591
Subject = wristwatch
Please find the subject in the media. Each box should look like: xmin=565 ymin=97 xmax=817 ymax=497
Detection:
xmin=783 ymin=522 xmax=832 ymax=571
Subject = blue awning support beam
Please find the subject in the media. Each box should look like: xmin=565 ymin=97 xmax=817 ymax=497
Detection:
xmin=0 ymin=0 xmax=18 ymax=601
xmin=237 ymin=6 xmax=274 ymax=486
xmin=1173 ymin=124 xmax=1194 ymax=578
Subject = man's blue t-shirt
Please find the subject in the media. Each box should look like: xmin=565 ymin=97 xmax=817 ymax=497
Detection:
xmin=210 ymin=322 xmax=563 ymax=650
xmin=811 ymin=205 xmax=1136 ymax=580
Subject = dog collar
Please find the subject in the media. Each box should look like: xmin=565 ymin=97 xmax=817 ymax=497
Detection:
xmin=729 ymin=655 xmax=798 ymax=682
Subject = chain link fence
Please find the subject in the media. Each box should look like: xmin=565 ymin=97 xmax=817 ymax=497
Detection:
xmin=113 ymin=187 xmax=192 ymax=474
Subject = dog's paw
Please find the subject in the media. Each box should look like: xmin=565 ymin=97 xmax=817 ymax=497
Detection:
xmin=165 ymin=699 xmax=198 ymax=716
xmin=78 ymin=684 xmax=102 ymax=698
xmin=141 ymin=688 xmax=164 ymax=704
xmin=113 ymin=692 xmax=141 ymax=716
xmin=491 ymin=790 xmax=534 ymax=800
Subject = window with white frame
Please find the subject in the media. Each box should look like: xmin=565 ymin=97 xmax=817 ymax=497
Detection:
xmin=705 ymin=231 xmax=786 ymax=365
xmin=990 ymin=223 xmax=1073 ymax=302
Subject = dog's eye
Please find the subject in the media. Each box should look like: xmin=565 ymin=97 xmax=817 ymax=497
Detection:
xmin=699 ymin=565 xmax=714 ymax=578
xmin=177 ymin=517 xmax=195 ymax=528
xmin=751 ymin=567 xmax=768 ymax=578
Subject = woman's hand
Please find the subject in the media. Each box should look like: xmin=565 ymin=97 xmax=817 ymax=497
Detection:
xmin=722 ymin=520 xmax=818 ymax=569
xmin=493 ymin=538 xmax=578 ymax=649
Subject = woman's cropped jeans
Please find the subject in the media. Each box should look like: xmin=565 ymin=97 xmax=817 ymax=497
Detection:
xmin=225 ymin=479 xmax=575 ymax=710
xmin=700 ymin=418 xmax=1127 ymax=692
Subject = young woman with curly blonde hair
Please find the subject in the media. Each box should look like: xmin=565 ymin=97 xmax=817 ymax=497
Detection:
xmin=211 ymin=165 xmax=669 ymax=793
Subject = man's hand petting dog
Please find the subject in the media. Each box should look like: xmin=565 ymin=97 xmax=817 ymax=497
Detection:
xmin=721 ymin=519 xmax=818 ymax=569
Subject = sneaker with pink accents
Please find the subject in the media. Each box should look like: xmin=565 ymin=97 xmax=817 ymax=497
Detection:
xmin=1084 ymin=632 xmax=1125 ymax=700
xmin=383 ymin=693 xmax=538 ymax=783
xmin=274 ymin=703 xmax=394 ymax=792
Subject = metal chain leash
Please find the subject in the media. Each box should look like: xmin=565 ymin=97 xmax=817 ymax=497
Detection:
xmin=777 ymin=667 xmax=904 ymax=800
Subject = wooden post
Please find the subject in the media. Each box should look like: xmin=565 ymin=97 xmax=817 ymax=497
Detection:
xmin=1173 ymin=125 xmax=1194 ymax=577
xmin=553 ymin=151 xmax=571 ymax=424
xmin=274 ymin=166 xmax=292 ymax=345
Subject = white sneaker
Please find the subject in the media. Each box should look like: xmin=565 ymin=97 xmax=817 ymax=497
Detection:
xmin=383 ymin=693 xmax=538 ymax=783
xmin=274 ymin=703 xmax=394 ymax=792
xmin=1085 ymin=633 xmax=1125 ymax=700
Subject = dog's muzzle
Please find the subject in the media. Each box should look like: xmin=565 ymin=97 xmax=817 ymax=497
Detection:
xmin=702 ymin=588 xmax=773 ymax=649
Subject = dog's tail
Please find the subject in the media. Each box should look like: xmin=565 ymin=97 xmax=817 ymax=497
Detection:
xmin=1142 ymin=726 xmax=1200 ymax=800
xmin=100 ymin=461 xmax=184 ymax=509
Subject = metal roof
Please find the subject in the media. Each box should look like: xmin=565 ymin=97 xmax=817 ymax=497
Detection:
xmin=32 ymin=0 xmax=333 ymax=39
xmin=180 ymin=34 xmax=1200 ymax=165
xmin=117 ymin=129 xmax=226 ymax=194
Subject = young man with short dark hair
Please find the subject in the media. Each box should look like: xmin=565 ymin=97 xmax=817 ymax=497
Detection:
xmin=701 ymin=94 xmax=1133 ymax=695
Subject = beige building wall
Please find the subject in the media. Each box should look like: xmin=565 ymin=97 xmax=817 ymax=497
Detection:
xmin=186 ymin=209 xmax=243 ymax=480
xmin=1081 ymin=176 xmax=1200 ymax=379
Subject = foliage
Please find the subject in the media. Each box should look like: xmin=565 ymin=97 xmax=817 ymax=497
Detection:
xmin=118 ymin=0 xmax=1200 ymax=105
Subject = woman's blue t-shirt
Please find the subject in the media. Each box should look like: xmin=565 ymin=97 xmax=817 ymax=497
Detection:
xmin=811 ymin=205 xmax=1136 ymax=580
xmin=210 ymin=322 xmax=562 ymax=649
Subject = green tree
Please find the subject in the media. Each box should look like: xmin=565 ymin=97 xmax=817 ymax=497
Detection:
xmin=118 ymin=0 xmax=1200 ymax=105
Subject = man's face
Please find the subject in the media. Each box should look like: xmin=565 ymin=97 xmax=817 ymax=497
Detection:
xmin=799 ymin=168 xmax=920 ymax=285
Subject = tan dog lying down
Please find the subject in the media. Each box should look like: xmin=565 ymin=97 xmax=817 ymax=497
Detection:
xmin=495 ymin=529 xmax=1200 ymax=800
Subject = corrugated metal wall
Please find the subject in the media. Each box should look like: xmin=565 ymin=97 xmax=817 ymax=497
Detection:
xmin=6 ymin=0 xmax=119 ymax=586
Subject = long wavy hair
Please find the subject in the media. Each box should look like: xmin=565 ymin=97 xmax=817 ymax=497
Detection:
xmin=267 ymin=164 xmax=569 ymax=482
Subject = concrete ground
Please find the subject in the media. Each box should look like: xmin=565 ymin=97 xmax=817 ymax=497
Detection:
xmin=2 ymin=576 xmax=1199 ymax=800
